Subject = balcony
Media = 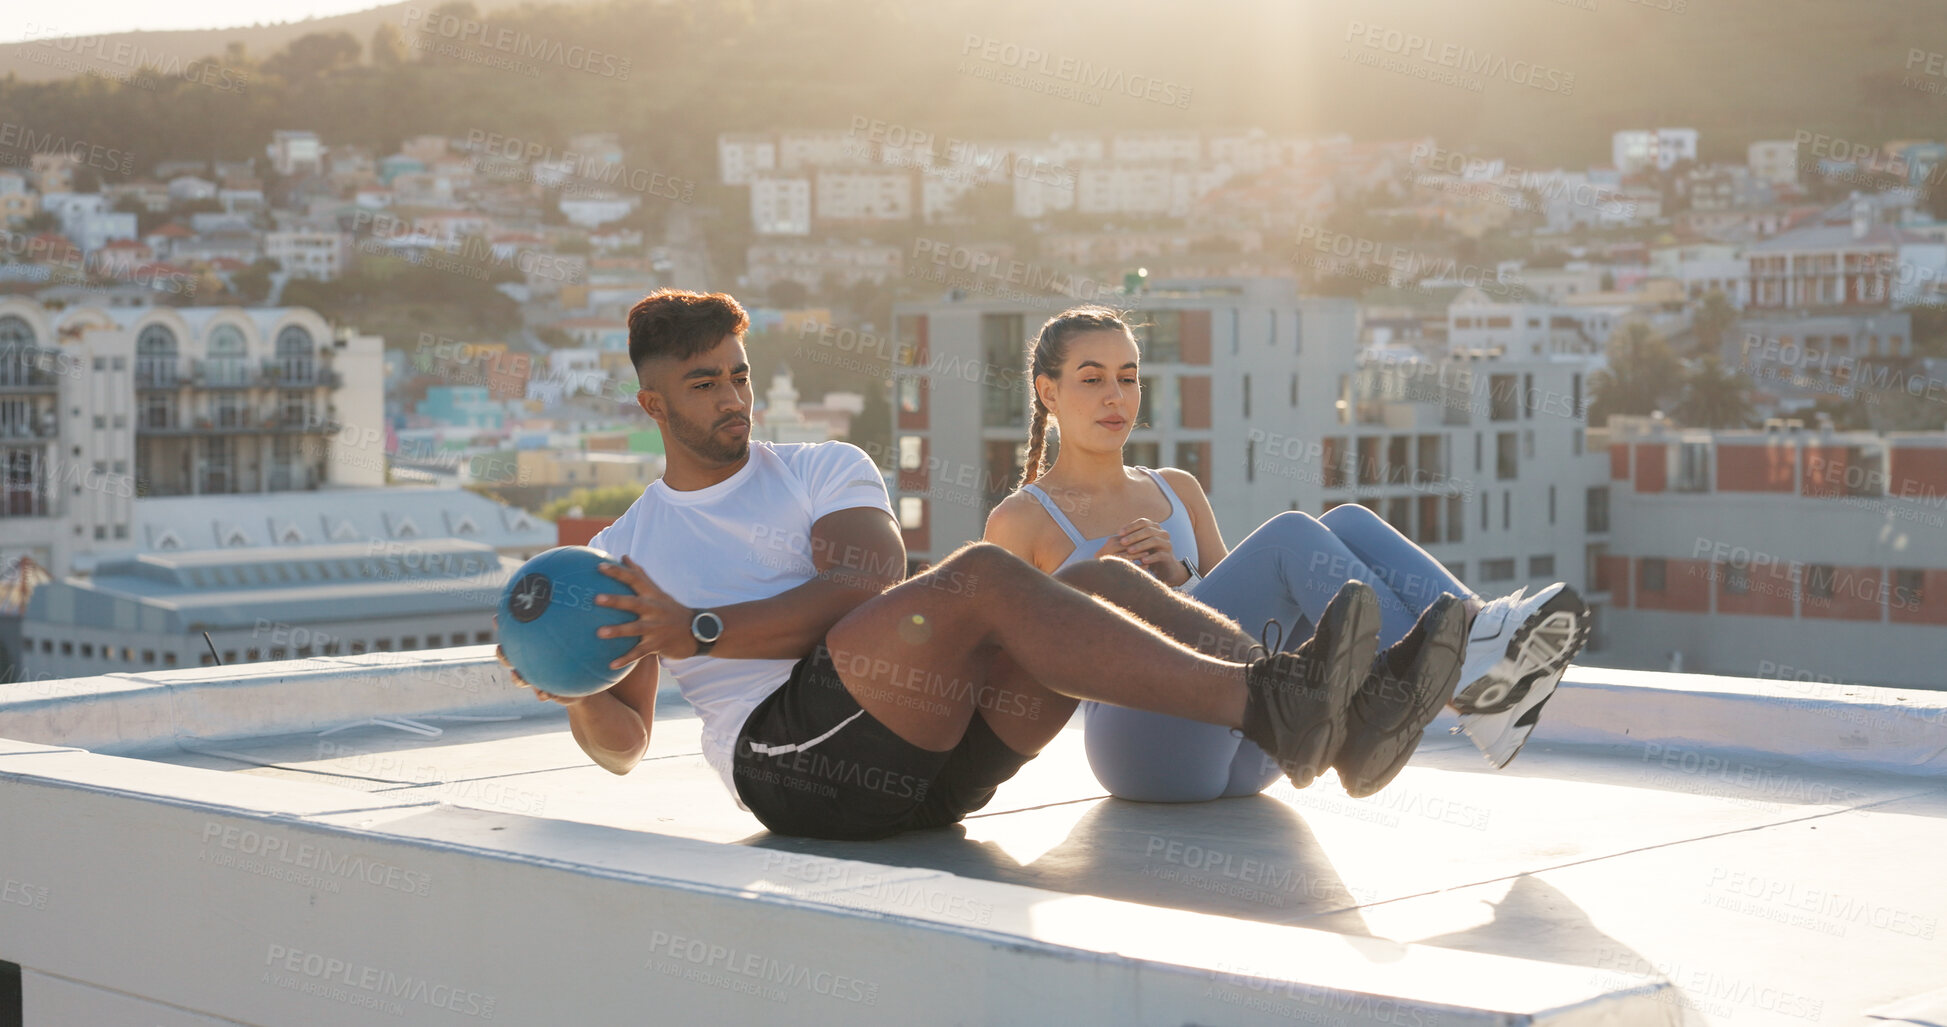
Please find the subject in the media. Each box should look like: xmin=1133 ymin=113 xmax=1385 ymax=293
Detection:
xmin=0 ymin=415 xmax=58 ymax=440
xmin=0 ymin=656 xmax=1942 ymax=1023
xmin=263 ymin=358 xmax=343 ymax=389
xmin=0 ymin=362 xmax=61 ymax=392
xmin=135 ymin=358 xmax=185 ymax=389
xmin=191 ymin=358 xmax=263 ymax=389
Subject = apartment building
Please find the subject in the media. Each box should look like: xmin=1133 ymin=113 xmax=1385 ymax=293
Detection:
xmin=264 ymin=230 xmax=350 ymax=280
xmin=886 ymin=278 xmax=1608 ymax=611
xmin=813 ymin=170 xmax=913 ymax=223
xmin=749 ymin=174 xmax=812 ymax=236
xmin=745 ymin=242 xmax=902 ymax=291
xmin=717 ymin=134 xmax=779 ymax=185
xmin=1595 ymin=417 xmax=1947 ymax=688
xmin=1747 ymin=140 xmax=1801 ymax=187
xmin=0 ymin=300 xmax=384 ymax=580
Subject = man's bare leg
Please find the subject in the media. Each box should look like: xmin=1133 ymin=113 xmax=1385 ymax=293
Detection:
xmin=823 ymin=542 xmax=1251 ymax=756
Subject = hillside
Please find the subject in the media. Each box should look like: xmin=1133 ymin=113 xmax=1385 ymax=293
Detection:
xmin=0 ymin=0 xmax=1936 ymax=179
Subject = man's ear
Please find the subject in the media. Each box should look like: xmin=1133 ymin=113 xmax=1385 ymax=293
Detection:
xmin=637 ymin=387 xmax=665 ymax=425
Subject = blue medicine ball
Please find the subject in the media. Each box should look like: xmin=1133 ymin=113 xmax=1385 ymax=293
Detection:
xmin=497 ymin=546 xmax=641 ymax=697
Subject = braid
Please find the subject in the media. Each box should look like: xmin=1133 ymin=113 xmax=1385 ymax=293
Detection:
xmin=1020 ymin=401 xmax=1049 ymax=486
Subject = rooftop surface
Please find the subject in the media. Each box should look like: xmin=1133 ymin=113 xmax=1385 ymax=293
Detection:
xmin=2 ymin=652 xmax=1943 ymax=1025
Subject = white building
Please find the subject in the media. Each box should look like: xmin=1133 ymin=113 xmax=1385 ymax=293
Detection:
xmin=777 ymin=131 xmax=862 ymax=172
xmin=1747 ymin=140 xmax=1802 ymax=187
xmin=814 ymin=170 xmax=913 ymax=222
xmin=886 ymin=278 xmax=1608 ymax=609
xmin=745 ymin=242 xmax=901 ymax=291
xmin=718 ymin=133 xmax=778 ymax=186
xmin=0 ymin=300 xmax=387 ymax=585
xmin=749 ymin=174 xmax=811 ymax=236
xmin=265 ymin=231 xmax=351 ymax=281
xmin=1075 ymin=164 xmax=1174 ymax=216
xmin=1111 ymin=131 xmax=1202 ymax=164
xmin=1612 ymin=128 xmax=1699 ymax=174
xmin=267 ymin=130 xmax=323 ymax=177
xmin=558 ymin=192 xmax=639 ymax=228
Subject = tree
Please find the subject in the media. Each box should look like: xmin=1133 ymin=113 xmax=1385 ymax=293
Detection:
xmin=1692 ymin=289 xmax=1737 ymax=356
xmin=540 ymin=485 xmax=641 ymax=520
xmin=1675 ymin=354 xmax=1755 ymax=429
xmin=271 ymin=32 xmax=362 ymax=83
xmin=370 ymin=23 xmax=408 ymax=67
xmin=1588 ymin=321 xmax=1682 ymax=425
xmin=231 ymin=258 xmax=280 ymax=305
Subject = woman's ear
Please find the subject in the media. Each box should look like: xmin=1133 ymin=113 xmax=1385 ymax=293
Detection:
xmin=1034 ymin=373 xmax=1056 ymax=414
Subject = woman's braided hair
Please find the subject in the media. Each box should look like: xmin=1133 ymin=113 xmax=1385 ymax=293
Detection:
xmin=1019 ymin=306 xmax=1135 ymax=487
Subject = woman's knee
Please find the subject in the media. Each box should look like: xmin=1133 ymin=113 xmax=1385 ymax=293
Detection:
xmin=1319 ymin=502 xmax=1385 ymax=533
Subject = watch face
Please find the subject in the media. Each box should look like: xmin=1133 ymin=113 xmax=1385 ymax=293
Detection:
xmin=693 ymin=611 xmax=723 ymax=643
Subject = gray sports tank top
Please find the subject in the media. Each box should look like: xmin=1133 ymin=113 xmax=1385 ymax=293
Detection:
xmin=1019 ymin=467 xmax=1200 ymax=575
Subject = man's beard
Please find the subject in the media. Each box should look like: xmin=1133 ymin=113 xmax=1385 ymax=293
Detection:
xmin=666 ymin=406 xmax=749 ymax=464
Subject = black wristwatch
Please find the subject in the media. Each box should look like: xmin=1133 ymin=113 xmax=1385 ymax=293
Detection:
xmin=689 ymin=609 xmax=724 ymax=656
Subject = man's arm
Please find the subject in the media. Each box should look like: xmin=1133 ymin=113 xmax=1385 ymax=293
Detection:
xmin=594 ymin=505 xmax=906 ymax=666
xmin=704 ymin=505 xmax=905 ymax=659
xmin=493 ymin=638 xmax=658 ymax=774
xmin=563 ymin=655 xmax=659 ymax=774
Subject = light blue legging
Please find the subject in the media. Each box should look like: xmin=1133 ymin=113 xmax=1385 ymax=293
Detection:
xmin=1082 ymin=504 xmax=1474 ymax=802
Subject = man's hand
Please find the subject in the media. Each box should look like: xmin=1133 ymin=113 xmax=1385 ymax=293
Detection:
xmin=595 ymin=555 xmax=697 ymax=667
xmin=492 ymin=612 xmax=589 ymax=705
xmin=1097 ymin=517 xmax=1191 ymax=586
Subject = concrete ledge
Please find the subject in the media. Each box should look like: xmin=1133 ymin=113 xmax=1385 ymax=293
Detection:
xmin=0 ymin=742 xmax=1679 ymax=1026
xmin=0 ymin=647 xmax=530 ymax=755
xmin=1447 ymin=665 xmax=1947 ymax=777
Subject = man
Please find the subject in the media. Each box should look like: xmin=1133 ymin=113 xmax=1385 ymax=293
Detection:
xmin=496 ymin=289 xmax=1465 ymax=840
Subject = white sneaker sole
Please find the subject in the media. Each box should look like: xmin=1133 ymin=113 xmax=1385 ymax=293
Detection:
xmin=1452 ymin=589 xmax=1589 ymax=715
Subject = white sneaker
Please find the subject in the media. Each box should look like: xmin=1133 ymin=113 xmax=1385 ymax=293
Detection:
xmin=1451 ymin=583 xmax=1589 ymax=768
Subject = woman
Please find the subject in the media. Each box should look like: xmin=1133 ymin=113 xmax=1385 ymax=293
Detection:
xmin=984 ymin=307 xmax=1589 ymax=802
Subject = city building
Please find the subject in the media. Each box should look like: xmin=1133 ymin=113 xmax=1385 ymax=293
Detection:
xmin=1747 ymin=139 xmax=1801 ymax=187
xmin=264 ymin=230 xmax=350 ymax=280
xmin=887 ymin=278 xmax=1606 ymax=612
xmin=750 ymin=174 xmax=812 ymax=235
xmin=0 ymin=300 xmax=385 ymax=581
xmin=717 ymin=133 xmax=779 ymax=186
xmin=1594 ymin=416 xmax=1947 ymax=687
xmin=266 ymin=130 xmax=323 ymax=177
xmin=745 ymin=242 xmax=902 ymax=292
xmin=1612 ymin=128 xmax=1699 ymax=175
xmin=814 ymin=170 xmax=913 ymax=223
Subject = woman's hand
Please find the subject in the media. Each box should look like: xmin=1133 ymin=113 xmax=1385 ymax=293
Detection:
xmin=1098 ymin=517 xmax=1192 ymax=586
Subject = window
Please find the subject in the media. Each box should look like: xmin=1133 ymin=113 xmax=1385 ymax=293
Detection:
xmin=1496 ymin=432 xmax=1518 ymax=480
xmin=1503 ymin=490 xmax=1511 ymax=531
xmin=93 ymin=415 xmax=106 ymax=429
xmin=1489 ymin=374 xmax=1519 ymax=421
xmin=1522 ymin=374 xmax=1534 ymax=419
xmin=95 ymin=525 xmax=106 ymax=540
xmin=1245 ymin=439 xmax=1254 ymax=483
xmin=1895 ymin=569 xmax=1924 ymax=606
xmin=897 ymin=436 xmax=922 ymax=470
xmin=402 ymin=637 xmax=419 ymax=650
xmin=1675 ymin=442 xmax=1710 ymax=493
xmin=1482 ymin=559 xmax=1516 ymax=582
xmin=1137 ymin=376 xmax=1155 ymax=427
xmin=1529 ymin=555 xmax=1555 ymax=578
xmin=164 ymin=653 xmax=176 ymax=666
xmin=897 ymin=377 xmax=922 ymax=414
xmin=1549 ymin=485 xmax=1557 ymax=525
xmin=1242 ymin=374 xmax=1251 ymax=418
xmin=324 ymin=642 xmax=342 ymax=655
xmin=1587 ymin=486 xmax=1610 ymax=533
xmin=1523 ymin=430 xmax=1534 ymax=460
xmin=61 ymin=641 xmax=73 ymax=656
xmin=1480 ymin=493 xmax=1489 ymax=531
xmin=40 ymin=639 xmax=50 ymax=653
xmin=1357 ymin=437 xmax=1381 ymax=485
xmin=246 ymin=648 xmax=261 ymax=661
xmin=351 ymin=642 xmax=366 ymax=655
xmin=296 ymin=646 xmax=313 ymax=658
xmin=1387 ymin=436 xmax=1409 ymax=486
xmin=1322 ymin=437 xmax=1347 ymax=488
xmin=1289 ymin=372 xmax=1298 ymax=408
xmin=1721 ymin=563 xmax=1750 ymax=595
xmin=223 ymin=650 xmax=237 ymax=663
xmin=898 ymin=496 xmax=924 ymax=530
xmin=1174 ymin=442 xmax=1205 ymax=484
xmin=142 ymin=650 xmax=155 ymax=663
xmin=81 ymin=643 xmax=93 ymax=658
xmin=376 ymin=638 xmax=393 ymax=652
xmin=1446 ymin=495 xmax=1464 ymax=543
xmin=1386 ymin=497 xmax=1411 ymax=534
xmin=1446 ymin=562 xmax=1465 ymax=581
xmin=1640 ymin=558 xmax=1667 ymax=592
xmin=475 ymin=630 xmax=493 ymax=644
xmin=1474 ymin=432 xmax=1483 ymax=473
xmin=1806 ymin=564 xmax=1836 ymax=600
xmin=1131 ymin=310 xmax=1182 ymax=363
xmin=201 ymin=653 xmax=216 ymax=666
xmin=425 ymin=634 xmax=441 ymax=648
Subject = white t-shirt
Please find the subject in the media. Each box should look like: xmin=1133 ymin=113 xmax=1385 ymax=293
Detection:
xmin=586 ymin=440 xmax=896 ymax=802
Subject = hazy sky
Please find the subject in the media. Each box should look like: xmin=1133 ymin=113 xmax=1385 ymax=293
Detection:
xmin=0 ymin=3 xmax=384 ymax=44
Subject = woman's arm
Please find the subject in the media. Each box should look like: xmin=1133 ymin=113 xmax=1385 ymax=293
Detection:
xmin=1157 ymin=467 xmax=1228 ymax=573
xmin=983 ymin=493 xmax=1057 ymax=573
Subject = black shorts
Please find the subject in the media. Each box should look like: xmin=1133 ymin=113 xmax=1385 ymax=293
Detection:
xmin=732 ymin=642 xmax=1034 ymax=841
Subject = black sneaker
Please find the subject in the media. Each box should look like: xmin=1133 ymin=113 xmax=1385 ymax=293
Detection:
xmin=1334 ymin=593 xmax=1467 ymax=798
xmin=1240 ymin=580 xmax=1380 ymax=790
